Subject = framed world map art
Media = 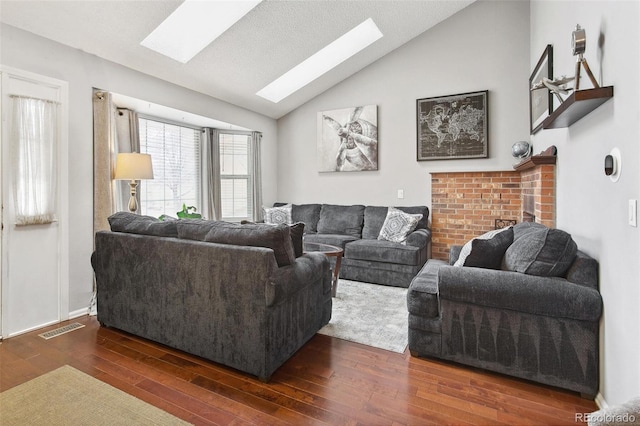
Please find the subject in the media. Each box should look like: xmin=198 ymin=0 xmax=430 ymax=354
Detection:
xmin=416 ymin=90 xmax=488 ymax=161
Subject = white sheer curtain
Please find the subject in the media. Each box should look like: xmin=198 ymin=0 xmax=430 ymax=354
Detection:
xmin=10 ymin=96 xmax=58 ymax=225
xmin=250 ymin=131 xmax=263 ymax=221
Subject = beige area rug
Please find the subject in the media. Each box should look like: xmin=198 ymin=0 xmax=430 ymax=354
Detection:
xmin=318 ymin=279 xmax=408 ymax=353
xmin=0 ymin=365 xmax=191 ymax=425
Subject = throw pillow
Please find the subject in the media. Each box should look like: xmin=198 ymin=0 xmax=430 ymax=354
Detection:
xmin=453 ymin=226 xmax=514 ymax=269
xmin=503 ymin=226 xmax=577 ymax=277
xmin=242 ymin=220 xmax=305 ymax=258
xmin=377 ymin=207 xmax=422 ymax=244
xmin=108 ymin=212 xmax=178 ymax=238
xmin=263 ymin=204 xmax=292 ymax=225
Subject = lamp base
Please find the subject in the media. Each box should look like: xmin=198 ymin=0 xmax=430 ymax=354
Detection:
xmin=128 ymin=180 xmax=138 ymax=213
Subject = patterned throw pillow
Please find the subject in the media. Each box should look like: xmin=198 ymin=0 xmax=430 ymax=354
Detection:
xmin=454 ymin=226 xmax=514 ymax=269
xmin=263 ymin=204 xmax=292 ymax=225
xmin=377 ymin=207 xmax=422 ymax=243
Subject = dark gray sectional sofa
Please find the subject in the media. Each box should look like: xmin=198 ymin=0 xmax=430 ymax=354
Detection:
xmin=274 ymin=203 xmax=431 ymax=288
xmin=407 ymin=222 xmax=603 ymax=397
xmin=92 ymin=212 xmax=332 ymax=381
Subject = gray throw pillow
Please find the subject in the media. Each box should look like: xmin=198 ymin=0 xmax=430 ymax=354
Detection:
xmin=289 ymin=222 xmax=305 ymax=257
xmin=503 ymin=227 xmax=577 ymax=277
xmin=204 ymin=222 xmax=296 ymax=267
xmin=263 ymin=204 xmax=292 ymax=224
xmin=108 ymin=212 xmax=178 ymax=238
xmin=377 ymin=207 xmax=422 ymax=244
xmin=454 ymin=226 xmax=514 ymax=269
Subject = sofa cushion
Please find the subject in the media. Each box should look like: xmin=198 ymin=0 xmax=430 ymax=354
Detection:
xmin=378 ymin=207 xmax=422 ymax=244
xmin=176 ymin=219 xmax=219 ymax=240
xmin=203 ymin=222 xmax=296 ymax=267
xmin=317 ymin=204 xmax=365 ymax=238
xmin=303 ymin=233 xmax=358 ymax=249
xmin=363 ymin=206 xmax=429 ymax=239
xmin=454 ymin=226 xmax=514 ymax=269
xmin=274 ymin=203 xmax=322 ymax=233
xmin=289 ymin=222 xmax=305 ymax=257
xmin=263 ymin=204 xmax=292 ymax=225
xmin=345 ymin=239 xmax=421 ymax=266
xmin=108 ymin=212 xmax=178 ymax=238
xmin=504 ymin=226 xmax=577 ymax=277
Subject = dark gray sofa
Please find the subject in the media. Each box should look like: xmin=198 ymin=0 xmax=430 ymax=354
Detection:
xmin=91 ymin=213 xmax=332 ymax=381
xmin=274 ymin=203 xmax=431 ymax=287
xmin=407 ymin=222 xmax=603 ymax=397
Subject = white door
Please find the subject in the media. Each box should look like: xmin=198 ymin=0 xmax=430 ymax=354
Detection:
xmin=0 ymin=66 xmax=69 ymax=338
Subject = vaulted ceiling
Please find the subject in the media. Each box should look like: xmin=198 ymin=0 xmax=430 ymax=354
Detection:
xmin=0 ymin=0 xmax=475 ymax=119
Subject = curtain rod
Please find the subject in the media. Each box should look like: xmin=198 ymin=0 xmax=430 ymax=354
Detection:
xmin=10 ymin=94 xmax=61 ymax=105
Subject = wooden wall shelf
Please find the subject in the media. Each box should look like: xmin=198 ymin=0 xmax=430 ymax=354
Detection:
xmin=542 ymin=86 xmax=614 ymax=129
xmin=513 ymin=155 xmax=557 ymax=171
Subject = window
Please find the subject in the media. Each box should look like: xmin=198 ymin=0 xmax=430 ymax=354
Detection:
xmin=219 ymin=132 xmax=252 ymax=221
xmin=138 ymin=118 xmax=201 ymax=218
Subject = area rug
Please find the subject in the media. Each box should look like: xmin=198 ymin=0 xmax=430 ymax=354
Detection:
xmin=0 ymin=365 xmax=191 ymax=425
xmin=318 ymin=279 xmax=408 ymax=353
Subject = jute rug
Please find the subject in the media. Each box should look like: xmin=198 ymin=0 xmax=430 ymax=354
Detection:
xmin=0 ymin=365 xmax=191 ymax=425
xmin=318 ymin=279 xmax=408 ymax=353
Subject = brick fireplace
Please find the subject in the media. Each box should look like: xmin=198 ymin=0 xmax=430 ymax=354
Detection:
xmin=430 ymin=156 xmax=556 ymax=260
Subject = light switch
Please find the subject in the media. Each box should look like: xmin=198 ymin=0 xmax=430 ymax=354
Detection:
xmin=397 ymin=189 xmax=404 ymax=199
xmin=629 ymin=199 xmax=637 ymax=227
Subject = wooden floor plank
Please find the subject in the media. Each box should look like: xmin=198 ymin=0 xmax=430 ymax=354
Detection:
xmin=0 ymin=315 xmax=597 ymax=424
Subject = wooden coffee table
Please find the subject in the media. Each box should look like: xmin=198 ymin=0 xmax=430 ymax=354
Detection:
xmin=303 ymin=242 xmax=343 ymax=297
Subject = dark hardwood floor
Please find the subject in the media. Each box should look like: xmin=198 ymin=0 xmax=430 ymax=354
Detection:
xmin=1 ymin=315 xmax=597 ymax=425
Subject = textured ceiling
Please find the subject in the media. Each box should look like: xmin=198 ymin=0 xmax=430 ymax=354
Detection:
xmin=0 ymin=0 xmax=474 ymax=119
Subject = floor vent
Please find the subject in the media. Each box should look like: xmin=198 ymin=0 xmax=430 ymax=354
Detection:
xmin=38 ymin=322 xmax=85 ymax=340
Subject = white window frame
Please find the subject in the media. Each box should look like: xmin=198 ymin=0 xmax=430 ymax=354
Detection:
xmin=219 ymin=130 xmax=253 ymax=222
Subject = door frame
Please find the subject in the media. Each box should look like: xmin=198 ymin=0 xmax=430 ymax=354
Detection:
xmin=0 ymin=65 xmax=70 ymax=338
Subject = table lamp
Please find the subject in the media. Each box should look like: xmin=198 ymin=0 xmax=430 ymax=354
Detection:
xmin=113 ymin=153 xmax=154 ymax=213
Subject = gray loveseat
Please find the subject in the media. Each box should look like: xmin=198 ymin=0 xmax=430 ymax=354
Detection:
xmin=273 ymin=203 xmax=431 ymax=287
xmin=407 ymin=222 xmax=603 ymax=397
xmin=91 ymin=212 xmax=332 ymax=381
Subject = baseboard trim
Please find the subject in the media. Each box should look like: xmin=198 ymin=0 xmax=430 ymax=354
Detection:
xmin=595 ymin=392 xmax=608 ymax=409
xmin=68 ymin=307 xmax=89 ymax=319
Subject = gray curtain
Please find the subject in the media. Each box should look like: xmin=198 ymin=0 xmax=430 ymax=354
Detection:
xmin=203 ymin=128 xmax=221 ymax=220
xmin=250 ymin=131 xmax=263 ymax=222
xmin=114 ymin=108 xmax=140 ymax=212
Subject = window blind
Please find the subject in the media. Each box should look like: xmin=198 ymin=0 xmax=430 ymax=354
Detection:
xmin=219 ymin=133 xmax=252 ymax=221
xmin=138 ymin=118 xmax=201 ymax=218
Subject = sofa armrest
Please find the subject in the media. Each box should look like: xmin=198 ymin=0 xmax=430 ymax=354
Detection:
xmin=406 ymin=228 xmax=432 ymax=249
xmin=437 ymin=265 xmax=602 ymax=321
xmin=267 ymin=252 xmax=331 ymax=306
xmin=449 ymin=245 xmax=462 ymax=265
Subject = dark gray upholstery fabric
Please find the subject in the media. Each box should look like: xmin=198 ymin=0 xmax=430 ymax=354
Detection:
xmin=340 ymin=258 xmax=420 ymax=288
xmin=362 ymin=206 xmax=430 ymax=239
xmin=407 ymin=249 xmax=602 ymax=397
xmin=289 ymin=222 xmax=305 ymax=257
xmin=92 ymin=231 xmax=331 ymax=382
xmin=108 ymin=212 xmax=178 ymax=238
xmin=275 ymin=203 xmax=322 ymax=233
xmin=345 ymin=239 xmax=421 ymax=266
xmin=204 ymin=222 xmax=296 ymax=267
xmin=455 ymin=227 xmax=514 ymax=270
xmin=176 ymin=219 xmax=219 ymax=240
xmin=316 ymin=204 xmax=365 ymax=238
xmin=504 ymin=227 xmax=577 ymax=277
xmin=512 ymin=221 xmax=547 ymax=240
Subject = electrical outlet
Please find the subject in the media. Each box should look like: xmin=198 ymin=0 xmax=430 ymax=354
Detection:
xmin=397 ymin=189 xmax=404 ymax=199
xmin=629 ymin=199 xmax=637 ymax=227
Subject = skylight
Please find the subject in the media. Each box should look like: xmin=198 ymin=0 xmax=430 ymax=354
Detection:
xmin=141 ymin=0 xmax=262 ymax=64
xmin=256 ymin=18 xmax=383 ymax=103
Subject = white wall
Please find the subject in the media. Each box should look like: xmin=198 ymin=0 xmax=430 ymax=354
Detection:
xmin=531 ymin=1 xmax=640 ymax=407
xmin=276 ymin=0 xmax=530 ymax=207
xmin=0 ymin=23 xmax=278 ymax=313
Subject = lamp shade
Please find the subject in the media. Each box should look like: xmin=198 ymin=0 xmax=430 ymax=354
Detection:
xmin=114 ymin=153 xmax=154 ymax=180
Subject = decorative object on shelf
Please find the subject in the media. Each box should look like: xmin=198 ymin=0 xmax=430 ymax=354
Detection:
xmin=513 ymin=145 xmax=557 ymax=171
xmin=572 ymin=24 xmax=599 ymax=91
xmin=113 ymin=153 xmax=154 ymax=213
xmin=605 ymin=147 xmax=621 ymax=182
xmin=416 ymin=90 xmax=488 ymax=161
xmin=529 ymin=44 xmax=553 ymax=134
xmin=176 ymin=204 xmax=202 ymax=219
xmin=512 ymin=141 xmax=532 ymax=159
xmin=318 ymin=104 xmax=378 ymax=172
xmin=532 ymin=75 xmax=575 ymax=104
